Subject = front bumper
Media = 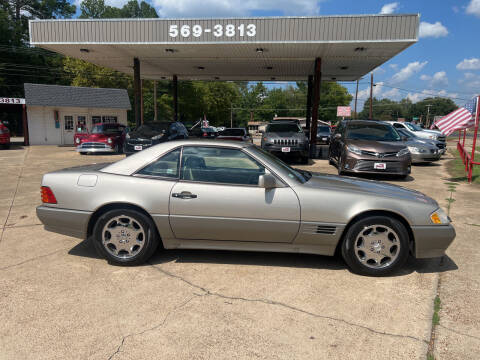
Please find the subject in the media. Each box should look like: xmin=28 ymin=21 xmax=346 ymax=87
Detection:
xmin=343 ymin=155 xmax=411 ymax=175
xmin=412 ymin=224 xmax=456 ymax=258
xmin=76 ymin=143 xmax=115 ymax=153
xmin=262 ymin=143 xmax=309 ymax=156
xmin=36 ymin=205 xmax=92 ymax=239
xmin=124 ymin=141 xmax=153 ymax=155
xmin=411 ymin=152 xmax=441 ymax=163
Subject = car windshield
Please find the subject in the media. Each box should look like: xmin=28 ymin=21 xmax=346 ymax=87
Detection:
xmin=346 ymin=123 xmax=401 ymax=141
xmin=266 ymin=123 xmax=302 ymax=133
xmin=138 ymin=122 xmax=170 ymax=132
xmin=249 ymin=146 xmax=310 ymax=183
xmin=317 ymin=126 xmax=331 ymax=134
xmin=220 ymin=129 xmax=245 ymax=136
xmin=404 ymin=122 xmax=423 ymax=131
xmin=397 ymin=129 xmax=415 ymax=139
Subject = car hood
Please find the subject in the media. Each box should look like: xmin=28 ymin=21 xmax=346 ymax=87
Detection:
xmin=301 ymin=172 xmax=436 ymax=205
xmin=83 ymin=133 xmax=108 ymax=141
xmin=347 ymin=139 xmax=405 ymax=152
xmin=266 ymin=132 xmax=306 ymax=139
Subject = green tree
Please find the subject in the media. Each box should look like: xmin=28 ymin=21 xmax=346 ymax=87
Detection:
xmin=79 ymin=0 xmax=106 ymax=19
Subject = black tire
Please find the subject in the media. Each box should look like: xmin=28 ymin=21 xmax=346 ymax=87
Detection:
xmin=341 ymin=216 xmax=410 ymax=276
xmin=337 ymin=157 xmax=344 ymax=175
xmin=4 ymin=143 xmax=11 ymax=149
xmin=80 ymin=152 xmax=87 ymax=155
xmin=300 ymin=155 xmax=309 ymax=165
xmin=92 ymin=208 xmax=160 ymax=266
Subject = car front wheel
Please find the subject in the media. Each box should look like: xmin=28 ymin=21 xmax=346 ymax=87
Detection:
xmin=341 ymin=216 xmax=409 ymax=276
xmin=92 ymin=208 xmax=159 ymax=266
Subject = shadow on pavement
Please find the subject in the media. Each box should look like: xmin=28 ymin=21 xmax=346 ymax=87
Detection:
xmin=68 ymin=239 xmax=458 ymax=276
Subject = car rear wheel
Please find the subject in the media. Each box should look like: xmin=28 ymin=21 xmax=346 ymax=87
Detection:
xmin=92 ymin=209 xmax=159 ymax=266
xmin=341 ymin=216 xmax=409 ymax=276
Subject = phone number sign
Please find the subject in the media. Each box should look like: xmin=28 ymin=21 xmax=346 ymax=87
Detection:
xmin=0 ymin=97 xmax=25 ymax=105
xmin=168 ymin=23 xmax=256 ymax=39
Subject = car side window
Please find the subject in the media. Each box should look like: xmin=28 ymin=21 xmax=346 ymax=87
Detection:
xmin=181 ymin=146 xmax=265 ymax=186
xmin=137 ymin=148 xmax=181 ymax=178
xmin=393 ymin=123 xmax=403 ymax=129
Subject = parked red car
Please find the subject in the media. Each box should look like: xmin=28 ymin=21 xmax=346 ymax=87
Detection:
xmin=216 ymin=128 xmax=252 ymax=142
xmin=75 ymin=123 xmax=126 ymax=154
xmin=0 ymin=121 xmax=11 ymax=149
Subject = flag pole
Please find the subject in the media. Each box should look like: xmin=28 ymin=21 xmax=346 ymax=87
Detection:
xmin=468 ymin=95 xmax=480 ymax=182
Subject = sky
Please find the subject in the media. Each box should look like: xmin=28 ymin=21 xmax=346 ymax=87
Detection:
xmin=72 ymin=0 xmax=480 ymax=107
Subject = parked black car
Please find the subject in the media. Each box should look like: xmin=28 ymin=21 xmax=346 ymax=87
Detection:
xmin=328 ymin=120 xmax=411 ymax=177
xmin=261 ymin=121 xmax=310 ymax=163
xmin=316 ymin=125 xmax=332 ymax=145
xmin=124 ymin=121 xmax=188 ymax=155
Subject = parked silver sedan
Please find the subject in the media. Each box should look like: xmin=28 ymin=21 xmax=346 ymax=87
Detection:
xmin=397 ymin=129 xmax=442 ymax=163
xmin=37 ymin=140 xmax=455 ymax=276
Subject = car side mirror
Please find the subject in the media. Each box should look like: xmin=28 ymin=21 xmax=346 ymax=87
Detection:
xmin=258 ymin=174 xmax=278 ymax=189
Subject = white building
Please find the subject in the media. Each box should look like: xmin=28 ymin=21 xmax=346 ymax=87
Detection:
xmin=24 ymin=83 xmax=131 ymax=145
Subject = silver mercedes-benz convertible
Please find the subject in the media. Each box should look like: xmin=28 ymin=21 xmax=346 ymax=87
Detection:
xmin=37 ymin=140 xmax=455 ymax=276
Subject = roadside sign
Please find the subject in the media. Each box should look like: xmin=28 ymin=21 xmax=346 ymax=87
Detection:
xmin=0 ymin=97 xmax=25 ymax=105
xmin=337 ymin=106 xmax=351 ymax=117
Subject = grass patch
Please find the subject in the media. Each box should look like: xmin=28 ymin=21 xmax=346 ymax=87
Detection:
xmin=445 ymin=149 xmax=480 ymax=184
xmin=432 ymin=296 xmax=441 ymax=326
xmin=427 ymin=353 xmax=435 ymax=360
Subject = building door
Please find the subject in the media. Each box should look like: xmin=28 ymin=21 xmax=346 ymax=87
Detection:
xmin=62 ymin=115 xmax=74 ymax=144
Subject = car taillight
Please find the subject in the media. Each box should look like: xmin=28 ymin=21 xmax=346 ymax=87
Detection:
xmin=41 ymin=186 xmax=57 ymax=204
xmin=203 ymin=132 xmax=208 ymax=137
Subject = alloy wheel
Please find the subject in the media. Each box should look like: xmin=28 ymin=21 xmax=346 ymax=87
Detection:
xmin=102 ymin=215 xmax=146 ymax=259
xmin=354 ymin=225 xmax=400 ymax=269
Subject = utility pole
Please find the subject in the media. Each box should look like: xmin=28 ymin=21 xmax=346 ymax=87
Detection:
xmin=354 ymin=79 xmax=359 ymax=118
xmin=369 ymin=73 xmax=373 ymax=120
xmin=425 ymin=104 xmax=433 ymax=127
xmin=230 ymin=104 xmax=233 ymax=128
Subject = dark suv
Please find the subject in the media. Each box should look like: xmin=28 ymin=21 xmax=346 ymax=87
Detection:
xmin=124 ymin=121 xmax=188 ymax=155
xmin=261 ymin=121 xmax=310 ymax=163
xmin=328 ymin=120 xmax=411 ymax=177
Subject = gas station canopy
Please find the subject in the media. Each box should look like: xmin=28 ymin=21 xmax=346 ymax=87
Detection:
xmin=29 ymin=14 xmax=419 ymax=81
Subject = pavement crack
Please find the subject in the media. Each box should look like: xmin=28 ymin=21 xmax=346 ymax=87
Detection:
xmin=107 ymin=295 xmax=199 ymax=360
xmin=438 ymin=324 xmax=480 ymax=342
xmin=0 ymin=248 xmax=66 ymax=271
xmin=148 ymin=263 xmax=428 ymax=345
xmin=0 ymin=147 xmax=29 ymax=244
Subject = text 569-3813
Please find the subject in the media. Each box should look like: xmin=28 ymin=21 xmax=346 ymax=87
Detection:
xmin=168 ymin=24 xmax=256 ymax=38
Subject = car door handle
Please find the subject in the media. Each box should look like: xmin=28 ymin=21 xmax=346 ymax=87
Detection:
xmin=172 ymin=192 xmax=197 ymax=199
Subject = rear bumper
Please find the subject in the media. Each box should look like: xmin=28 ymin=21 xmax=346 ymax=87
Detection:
xmin=0 ymin=134 xmax=10 ymax=144
xmin=412 ymin=224 xmax=456 ymax=258
xmin=36 ymin=206 xmax=92 ymax=239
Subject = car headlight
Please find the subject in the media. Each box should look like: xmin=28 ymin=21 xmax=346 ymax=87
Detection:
xmin=125 ymin=133 xmax=130 ymax=139
xmin=430 ymin=208 xmax=450 ymax=224
xmin=407 ymin=146 xmax=426 ymax=154
xmin=75 ymin=138 xmax=80 ymax=144
xmin=151 ymin=134 xmax=163 ymax=140
xmin=397 ymin=147 xmax=410 ymax=157
xmin=107 ymin=138 xmax=112 ymax=144
xmin=428 ymin=134 xmax=437 ymax=140
xmin=347 ymin=144 xmax=362 ymax=155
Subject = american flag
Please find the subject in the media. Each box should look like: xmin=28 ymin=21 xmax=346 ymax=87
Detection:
xmin=434 ymin=97 xmax=478 ymax=135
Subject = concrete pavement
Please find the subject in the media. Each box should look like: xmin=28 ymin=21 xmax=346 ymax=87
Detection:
xmin=0 ymin=144 xmax=478 ymax=359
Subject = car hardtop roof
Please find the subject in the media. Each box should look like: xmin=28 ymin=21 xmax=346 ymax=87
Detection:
xmin=341 ymin=119 xmax=391 ymax=126
xmin=92 ymin=122 xmax=125 ymax=126
xmin=170 ymin=139 xmax=251 ymax=148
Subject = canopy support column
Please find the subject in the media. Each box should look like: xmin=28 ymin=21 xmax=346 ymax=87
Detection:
xmin=133 ymin=58 xmax=141 ymax=127
xmin=173 ymin=75 xmax=178 ymax=122
xmin=22 ymin=104 xmax=29 ymax=146
xmin=309 ymin=58 xmax=321 ymax=158
xmin=305 ymin=75 xmax=313 ymax=139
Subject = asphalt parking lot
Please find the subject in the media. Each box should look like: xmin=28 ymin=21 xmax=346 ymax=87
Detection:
xmin=1 ymin=143 xmax=479 ymax=359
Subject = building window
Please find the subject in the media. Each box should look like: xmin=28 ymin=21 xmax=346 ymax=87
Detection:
xmin=64 ymin=116 xmax=74 ymax=130
xmin=92 ymin=116 xmax=102 ymax=124
xmin=103 ymin=116 xmax=118 ymax=124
